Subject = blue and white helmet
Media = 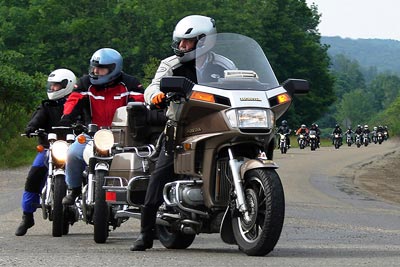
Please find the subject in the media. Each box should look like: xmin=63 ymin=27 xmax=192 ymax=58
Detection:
xmin=89 ymin=48 xmax=123 ymax=85
xmin=171 ymin=15 xmax=217 ymax=63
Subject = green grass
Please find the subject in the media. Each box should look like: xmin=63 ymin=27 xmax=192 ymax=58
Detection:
xmin=0 ymin=136 xmax=37 ymax=168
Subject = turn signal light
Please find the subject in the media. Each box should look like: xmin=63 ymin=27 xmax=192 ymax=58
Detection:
xmin=77 ymin=134 xmax=86 ymax=144
xmin=36 ymin=145 xmax=45 ymax=153
xmin=276 ymin=93 xmax=291 ymax=104
xmin=190 ymin=91 xmax=215 ymax=103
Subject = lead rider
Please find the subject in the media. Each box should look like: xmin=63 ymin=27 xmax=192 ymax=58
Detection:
xmin=130 ymin=14 xmax=235 ymax=251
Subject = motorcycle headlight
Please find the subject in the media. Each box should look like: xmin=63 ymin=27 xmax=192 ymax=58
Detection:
xmin=94 ymin=129 xmax=114 ymax=156
xmin=51 ymin=140 xmax=69 ymax=168
xmin=226 ymin=108 xmax=274 ymax=129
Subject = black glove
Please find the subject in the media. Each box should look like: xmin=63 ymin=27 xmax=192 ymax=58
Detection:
xmin=57 ymin=118 xmax=71 ymax=127
xmin=25 ymin=127 xmax=36 ymax=138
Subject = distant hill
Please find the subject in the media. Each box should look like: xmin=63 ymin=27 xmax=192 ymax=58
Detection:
xmin=321 ymin=36 xmax=400 ymax=75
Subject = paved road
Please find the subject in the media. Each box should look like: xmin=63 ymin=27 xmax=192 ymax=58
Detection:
xmin=1 ymin=141 xmax=399 ymax=266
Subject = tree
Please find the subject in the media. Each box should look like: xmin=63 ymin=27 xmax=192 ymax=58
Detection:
xmin=369 ymin=73 xmax=400 ymax=110
xmin=335 ymin=89 xmax=375 ymax=127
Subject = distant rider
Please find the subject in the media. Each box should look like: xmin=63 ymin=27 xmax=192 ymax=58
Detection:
xmin=345 ymin=126 xmax=354 ymax=143
xmin=363 ymin=125 xmax=371 ymax=143
xmin=276 ymin=120 xmax=291 ymax=148
xmin=331 ymin=124 xmax=343 ymax=145
xmin=309 ymin=123 xmax=321 ymax=147
xmin=296 ymin=124 xmax=309 ymax=144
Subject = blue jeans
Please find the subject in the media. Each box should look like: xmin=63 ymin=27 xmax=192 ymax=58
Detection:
xmin=65 ymin=135 xmax=88 ymax=188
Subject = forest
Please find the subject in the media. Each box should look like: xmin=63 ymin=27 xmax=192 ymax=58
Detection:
xmin=0 ymin=0 xmax=399 ymax=167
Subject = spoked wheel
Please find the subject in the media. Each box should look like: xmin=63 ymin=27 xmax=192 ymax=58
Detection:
xmin=157 ymin=224 xmax=196 ymax=249
xmin=232 ymin=169 xmax=285 ymax=256
xmin=52 ymin=175 xmax=67 ymax=237
xmin=93 ymin=170 xmax=109 ymax=243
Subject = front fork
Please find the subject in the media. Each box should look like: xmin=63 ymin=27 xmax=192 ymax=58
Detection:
xmin=228 ymin=148 xmax=251 ymax=221
xmin=87 ymin=161 xmax=109 ymax=205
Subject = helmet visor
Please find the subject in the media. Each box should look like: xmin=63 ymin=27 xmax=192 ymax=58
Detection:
xmin=89 ymin=63 xmax=113 ymax=80
xmin=46 ymin=80 xmax=67 ymax=93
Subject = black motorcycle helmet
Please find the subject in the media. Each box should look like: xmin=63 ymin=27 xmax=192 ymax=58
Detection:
xmin=281 ymin=120 xmax=287 ymax=127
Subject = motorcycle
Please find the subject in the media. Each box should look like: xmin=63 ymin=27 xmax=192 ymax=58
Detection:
xmin=23 ymin=128 xmax=75 ymax=237
xmin=297 ymin=133 xmax=307 ymax=149
xmin=377 ymin=132 xmax=384 ymax=144
xmin=345 ymin=133 xmax=353 ymax=147
xmin=355 ymin=133 xmax=362 ymax=148
xmin=104 ymin=33 xmax=309 ymax=256
xmin=333 ymin=133 xmax=342 ymax=149
xmin=308 ymin=130 xmax=318 ymax=151
xmin=383 ymin=130 xmax=389 ymax=140
xmin=65 ymin=105 xmax=165 ymax=243
xmin=278 ymin=133 xmax=290 ymax=154
xmin=363 ymin=133 xmax=369 ymax=147
xmin=372 ymin=132 xmax=378 ymax=144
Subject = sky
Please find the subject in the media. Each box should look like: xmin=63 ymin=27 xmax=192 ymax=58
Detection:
xmin=305 ymin=0 xmax=400 ymax=41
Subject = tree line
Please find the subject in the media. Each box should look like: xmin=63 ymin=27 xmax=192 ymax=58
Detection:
xmin=0 ymin=0 xmax=345 ymax=167
xmin=317 ymin=54 xmax=400 ymax=136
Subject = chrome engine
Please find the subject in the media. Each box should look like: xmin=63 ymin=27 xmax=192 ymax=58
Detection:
xmin=163 ymin=180 xmax=205 ymax=211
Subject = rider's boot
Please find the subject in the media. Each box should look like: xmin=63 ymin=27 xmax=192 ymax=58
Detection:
xmin=62 ymin=186 xmax=81 ymax=205
xmin=130 ymin=206 xmax=157 ymax=251
xmin=15 ymin=212 xmax=34 ymax=236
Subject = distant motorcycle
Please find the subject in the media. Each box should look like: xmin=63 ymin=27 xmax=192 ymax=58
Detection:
xmin=383 ymin=130 xmax=389 ymax=140
xmin=377 ymin=132 xmax=384 ymax=144
xmin=297 ymin=134 xmax=307 ymax=149
xmin=308 ymin=130 xmax=318 ymax=151
xmin=333 ymin=133 xmax=342 ymax=149
xmin=363 ymin=133 xmax=369 ymax=147
xmin=372 ymin=132 xmax=378 ymax=144
xmin=355 ymin=133 xmax=362 ymax=148
xmin=278 ymin=133 xmax=290 ymax=154
xmin=345 ymin=133 xmax=353 ymax=147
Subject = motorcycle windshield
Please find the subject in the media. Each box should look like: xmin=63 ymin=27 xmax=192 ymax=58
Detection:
xmin=195 ymin=33 xmax=279 ymax=91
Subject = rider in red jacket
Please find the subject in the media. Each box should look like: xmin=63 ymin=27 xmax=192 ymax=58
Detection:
xmin=61 ymin=48 xmax=144 ymax=204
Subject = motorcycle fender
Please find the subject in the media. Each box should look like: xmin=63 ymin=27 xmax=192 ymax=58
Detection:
xmin=95 ymin=162 xmax=109 ymax=171
xmin=53 ymin=169 xmax=65 ymax=176
xmin=220 ymin=206 xmax=237 ymax=245
xmin=240 ymin=159 xmax=278 ymax=178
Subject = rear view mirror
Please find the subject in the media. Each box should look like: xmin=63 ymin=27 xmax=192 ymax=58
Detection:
xmin=160 ymin=76 xmax=194 ymax=95
xmin=282 ymin=79 xmax=310 ymax=96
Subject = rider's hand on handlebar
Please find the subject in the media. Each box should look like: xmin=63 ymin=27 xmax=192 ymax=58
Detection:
xmin=151 ymin=92 xmax=166 ymax=108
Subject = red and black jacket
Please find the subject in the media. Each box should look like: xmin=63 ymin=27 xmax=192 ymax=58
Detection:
xmin=61 ymin=73 xmax=144 ymax=127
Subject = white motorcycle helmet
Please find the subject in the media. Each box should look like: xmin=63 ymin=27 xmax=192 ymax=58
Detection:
xmin=46 ymin=68 xmax=76 ymax=100
xmin=171 ymin=15 xmax=217 ymax=63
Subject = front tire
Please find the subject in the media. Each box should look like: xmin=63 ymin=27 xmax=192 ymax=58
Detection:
xmin=93 ymin=170 xmax=109 ymax=243
xmin=280 ymin=144 xmax=287 ymax=154
xmin=232 ymin=169 xmax=285 ymax=256
xmin=52 ymin=175 xmax=67 ymax=237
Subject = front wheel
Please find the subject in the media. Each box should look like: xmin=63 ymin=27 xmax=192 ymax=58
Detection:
xmin=232 ymin=169 xmax=285 ymax=256
xmin=157 ymin=225 xmax=196 ymax=249
xmin=280 ymin=143 xmax=287 ymax=154
xmin=52 ymin=175 xmax=67 ymax=237
xmin=93 ymin=170 xmax=109 ymax=243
